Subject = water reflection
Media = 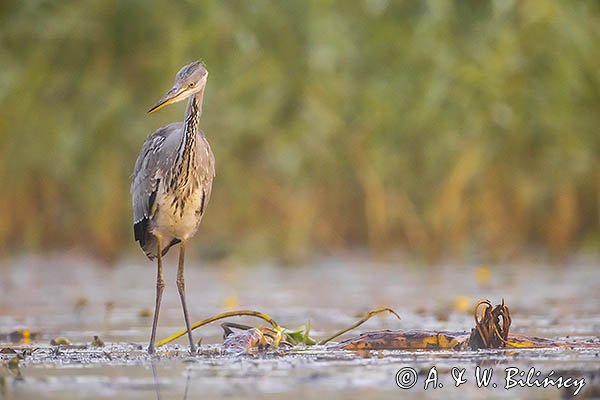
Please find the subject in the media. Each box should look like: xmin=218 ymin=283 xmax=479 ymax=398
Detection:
xmin=151 ymin=360 xmax=192 ymax=400
xmin=151 ymin=361 xmax=161 ymax=400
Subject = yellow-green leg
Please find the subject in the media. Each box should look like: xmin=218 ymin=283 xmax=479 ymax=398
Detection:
xmin=176 ymin=242 xmax=196 ymax=353
xmin=148 ymin=238 xmax=164 ymax=354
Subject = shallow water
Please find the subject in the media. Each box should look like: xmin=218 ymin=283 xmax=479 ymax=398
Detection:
xmin=0 ymin=255 xmax=599 ymax=399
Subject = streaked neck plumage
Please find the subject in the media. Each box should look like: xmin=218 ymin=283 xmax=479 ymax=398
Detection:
xmin=183 ymin=87 xmax=204 ymax=146
xmin=171 ymin=88 xmax=205 ymax=191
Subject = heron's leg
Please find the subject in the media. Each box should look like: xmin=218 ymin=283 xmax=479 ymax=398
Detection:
xmin=148 ymin=237 xmax=165 ymax=354
xmin=176 ymin=242 xmax=196 ymax=353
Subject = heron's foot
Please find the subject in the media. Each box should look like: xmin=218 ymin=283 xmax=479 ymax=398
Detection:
xmin=148 ymin=344 xmax=156 ymax=355
xmin=188 ymin=342 xmax=197 ymax=354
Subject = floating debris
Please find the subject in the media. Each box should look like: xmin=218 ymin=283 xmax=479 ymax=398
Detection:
xmin=91 ymin=336 xmax=105 ymax=348
xmin=104 ymin=301 xmax=115 ymax=324
xmin=335 ymin=300 xmax=600 ymax=351
xmin=453 ymin=295 xmax=471 ymax=314
xmin=223 ymin=294 xmax=240 ymax=310
xmin=50 ymin=337 xmax=72 ymax=346
xmin=468 ymin=299 xmax=510 ymax=349
xmin=158 ymin=308 xmax=399 ymax=351
xmin=6 ymin=356 xmax=23 ymax=381
xmin=280 ymin=321 xmax=316 ymax=346
xmin=475 ymin=265 xmax=491 ymax=287
xmin=0 ymin=329 xmax=40 ymax=344
xmin=158 ymin=300 xmax=600 ymax=354
xmin=318 ymin=308 xmax=400 ymax=345
xmin=222 ymin=326 xmax=272 ymax=354
xmin=336 ymin=330 xmax=468 ymax=351
xmin=74 ymin=296 xmax=89 ymax=313
xmin=7 ymin=356 xmax=21 ymax=370
xmin=157 ymin=310 xmax=281 ymax=348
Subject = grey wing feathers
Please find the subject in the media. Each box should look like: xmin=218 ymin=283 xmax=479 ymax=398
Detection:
xmin=131 ymin=122 xmax=183 ymax=247
xmin=131 ymin=123 xmax=215 ymax=259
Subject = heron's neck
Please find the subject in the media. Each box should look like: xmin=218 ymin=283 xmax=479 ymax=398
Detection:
xmin=177 ymin=88 xmax=204 ymax=164
xmin=182 ymin=88 xmax=204 ymax=143
xmin=170 ymin=89 xmax=204 ymax=191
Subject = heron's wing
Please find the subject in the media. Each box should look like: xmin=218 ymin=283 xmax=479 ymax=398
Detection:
xmin=131 ymin=122 xmax=183 ymax=241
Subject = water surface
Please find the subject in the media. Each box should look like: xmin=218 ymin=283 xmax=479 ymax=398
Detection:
xmin=0 ymin=256 xmax=598 ymax=399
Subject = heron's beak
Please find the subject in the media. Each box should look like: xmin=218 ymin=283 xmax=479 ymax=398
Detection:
xmin=147 ymin=86 xmax=187 ymax=114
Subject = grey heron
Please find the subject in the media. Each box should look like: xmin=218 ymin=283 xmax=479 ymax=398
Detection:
xmin=131 ymin=61 xmax=215 ymax=354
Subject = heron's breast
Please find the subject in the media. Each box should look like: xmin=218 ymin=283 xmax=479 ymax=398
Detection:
xmin=153 ymin=186 xmax=206 ymax=240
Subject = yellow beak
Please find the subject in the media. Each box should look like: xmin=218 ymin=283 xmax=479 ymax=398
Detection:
xmin=147 ymin=87 xmax=185 ymax=114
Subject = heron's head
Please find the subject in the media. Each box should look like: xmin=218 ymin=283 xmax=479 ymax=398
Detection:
xmin=148 ymin=61 xmax=208 ymax=113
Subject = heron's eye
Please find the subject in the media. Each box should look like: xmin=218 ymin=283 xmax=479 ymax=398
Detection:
xmin=188 ymin=82 xmax=196 ymax=88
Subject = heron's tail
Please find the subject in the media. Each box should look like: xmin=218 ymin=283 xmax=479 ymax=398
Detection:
xmin=139 ymin=235 xmax=181 ymax=260
xmin=134 ymin=219 xmax=180 ymax=259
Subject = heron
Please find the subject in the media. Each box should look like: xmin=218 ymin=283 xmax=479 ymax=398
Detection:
xmin=131 ymin=61 xmax=215 ymax=354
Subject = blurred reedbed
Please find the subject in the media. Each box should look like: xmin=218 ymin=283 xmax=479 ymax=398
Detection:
xmin=0 ymin=1 xmax=599 ymax=263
